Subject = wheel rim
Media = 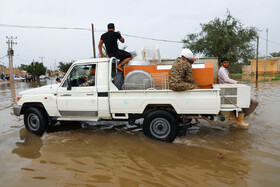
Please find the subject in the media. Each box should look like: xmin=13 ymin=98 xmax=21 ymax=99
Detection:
xmin=150 ymin=118 xmax=171 ymax=139
xmin=27 ymin=113 xmax=40 ymax=131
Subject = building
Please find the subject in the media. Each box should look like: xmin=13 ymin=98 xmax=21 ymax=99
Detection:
xmin=248 ymin=57 xmax=280 ymax=74
xmin=0 ymin=65 xmax=5 ymax=75
xmin=0 ymin=64 xmax=24 ymax=77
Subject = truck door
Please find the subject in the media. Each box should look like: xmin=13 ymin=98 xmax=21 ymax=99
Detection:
xmin=57 ymin=64 xmax=98 ymax=118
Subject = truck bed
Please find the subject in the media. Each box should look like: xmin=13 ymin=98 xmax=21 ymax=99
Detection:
xmin=109 ymin=89 xmax=221 ymax=115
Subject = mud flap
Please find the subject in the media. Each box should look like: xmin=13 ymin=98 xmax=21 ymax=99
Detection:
xmin=243 ymin=99 xmax=259 ymax=117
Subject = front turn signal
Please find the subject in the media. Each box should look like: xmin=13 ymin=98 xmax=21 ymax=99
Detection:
xmin=17 ymin=97 xmax=22 ymax=102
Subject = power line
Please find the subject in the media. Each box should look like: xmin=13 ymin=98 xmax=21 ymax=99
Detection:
xmin=0 ymin=55 xmax=7 ymax=59
xmin=0 ymin=23 xmax=183 ymax=43
xmin=0 ymin=24 xmax=91 ymax=31
xmin=2 ymin=23 xmax=280 ymax=46
xmin=259 ymin=36 xmax=280 ymax=46
xmin=13 ymin=56 xmax=30 ymax=63
xmin=122 ymin=33 xmax=183 ymax=43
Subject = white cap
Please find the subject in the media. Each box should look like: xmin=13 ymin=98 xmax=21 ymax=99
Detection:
xmin=181 ymin=48 xmax=193 ymax=59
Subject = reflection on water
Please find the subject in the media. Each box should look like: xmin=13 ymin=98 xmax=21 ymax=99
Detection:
xmin=8 ymin=124 xmax=253 ymax=186
xmin=9 ymin=81 xmax=16 ymax=105
xmin=12 ymin=128 xmax=43 ymax=159
xmin=0 ymin=77 xmax=280 ymax=186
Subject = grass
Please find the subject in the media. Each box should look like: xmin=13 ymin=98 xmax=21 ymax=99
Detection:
xmin=231 ymin=73 xmax=243 ymax=76
xmin=229 ymin=73 xmax=280 ymax=83
xmin=263 ymin=73 xmax=280 ymax=77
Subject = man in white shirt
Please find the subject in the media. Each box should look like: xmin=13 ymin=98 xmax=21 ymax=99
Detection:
xmin=218 ymin=57 xmax=242 ymax=84
xmin=218 ymin=57 xmax=255 ymax=127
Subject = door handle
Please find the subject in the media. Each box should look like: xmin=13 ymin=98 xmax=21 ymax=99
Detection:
xmin=60 ymin=94 xmax=71 ymax=96
xmin=87 ymin=93 xmax=94 ymax=96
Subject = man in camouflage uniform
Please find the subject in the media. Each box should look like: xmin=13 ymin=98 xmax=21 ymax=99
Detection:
xmin=81 ymin=65 xmax=95 ymax=87
xmin=168 ymin=48 xmax=198 ymax=91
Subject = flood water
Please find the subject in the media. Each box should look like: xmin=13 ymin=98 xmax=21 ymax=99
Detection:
xmin=0 ymin=77 xmax=280 ymax=186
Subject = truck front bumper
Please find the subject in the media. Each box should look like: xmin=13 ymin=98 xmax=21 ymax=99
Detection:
xmin=13 ymin=105 xmax=22 ymax=116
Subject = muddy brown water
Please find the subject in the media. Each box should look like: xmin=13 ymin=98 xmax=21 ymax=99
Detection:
xmin=0 ymin=78 xmax=280 ymax=186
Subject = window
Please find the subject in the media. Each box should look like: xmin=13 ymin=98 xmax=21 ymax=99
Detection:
xmin=63 ymin=64 xmax=96 ymax=87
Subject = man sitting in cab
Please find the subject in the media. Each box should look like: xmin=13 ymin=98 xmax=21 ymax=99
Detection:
xmin=81 ymin=65 xmax=96 ymax=87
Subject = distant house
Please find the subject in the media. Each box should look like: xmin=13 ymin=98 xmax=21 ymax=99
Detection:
xmin=0 ymin=65 xmax=5 ymax=75
xmin=247 ymin=57 xmax=280 ymax=74
xmin=0 ymin=65 xmax=26 ymax=77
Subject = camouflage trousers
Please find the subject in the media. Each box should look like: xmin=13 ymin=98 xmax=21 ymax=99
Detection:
xmin=169 ymin=82 xmax=198 ymax=91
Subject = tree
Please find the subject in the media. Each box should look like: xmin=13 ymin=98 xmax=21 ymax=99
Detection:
xmin=183 ymin=11 xmax=258 ymax=72
xmin=26 ymin=62 xmax=46 ymax=79
xmin=19 ymin=64 xmax=29 ymax=71
xmin=47 ymin=69 xmax=52 ymax=76
xmin=58 ymin=61 xmax=74 ymax=73
xmin=270 ymin=51 xmax=280 ymax=57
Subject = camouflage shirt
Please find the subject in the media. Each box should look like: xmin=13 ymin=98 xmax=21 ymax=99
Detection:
xmin=81 ymin=75 xmax=95 ymax=87
xmin=168 ymin=57 xmax=198 ymax=91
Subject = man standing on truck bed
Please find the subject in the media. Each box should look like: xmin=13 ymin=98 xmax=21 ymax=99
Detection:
xmin=98 ymin=23 xmax=132 ymax=72
xmin=168 ymin=48 xmax=199 ymax=91
xmin=218 ymin=57 xmax=258 ymax=127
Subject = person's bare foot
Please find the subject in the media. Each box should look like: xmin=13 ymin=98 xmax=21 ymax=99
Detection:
xmin=117 ymin=66 xmax=123 ymax=72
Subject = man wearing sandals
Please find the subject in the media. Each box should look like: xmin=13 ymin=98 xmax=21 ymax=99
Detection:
xmin=218 ymin=57 xmax=258 ymax=127
xmin=98 ymin=23 xmax=132 ymax=72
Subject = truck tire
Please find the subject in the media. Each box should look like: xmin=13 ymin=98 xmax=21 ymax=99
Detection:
xmin=143 ymin=110 xmax=178 ymax=142
xmin=24 ymin=107 xmax=48 ymax=136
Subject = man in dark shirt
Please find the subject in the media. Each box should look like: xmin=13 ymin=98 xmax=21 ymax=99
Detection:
xmin=98 ymin=23 xmax=132 ymax=72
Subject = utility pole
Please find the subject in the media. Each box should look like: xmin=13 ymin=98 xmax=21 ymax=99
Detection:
xmin=39 ymin=56 xmax=44 ymax=63
xmin=91 ymin=23 xmax=96 ymax=58
xmin=266 ymin=28 xmax=268 ymax=58
xmin=6 ymin=36 xmax=17 ymax=82
xmin=256 ymin=36 xmax=259 ymax=82
xmin=54 ymin=59 xmax=57 ymax=72
xmin=264 ymin=28 xmax=268 ymax=74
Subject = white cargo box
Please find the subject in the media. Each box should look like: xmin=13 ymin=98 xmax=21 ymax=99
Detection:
xmin=212 ymin=84 xmax=251 ymax=111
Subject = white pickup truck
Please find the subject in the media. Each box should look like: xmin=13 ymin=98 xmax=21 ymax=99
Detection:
xmin=13 ymin=57 xmax=252 ymax=142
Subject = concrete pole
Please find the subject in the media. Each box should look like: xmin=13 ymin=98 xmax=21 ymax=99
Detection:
xmin=6 ymin=38 xmax=13 ymax=81
xmin=264 ymin=28 xmax=268 ymax=74
xmin=11 ymin=41 xmax=14 ymax=81
xmin=256 ymin=36 xmax=259 ymax=82
xmin=6 ymin=36 xmax=17 ymax=82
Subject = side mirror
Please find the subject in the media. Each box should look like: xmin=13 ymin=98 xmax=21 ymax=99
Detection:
xmin=56 ymin=78 xmax=61 ymax=82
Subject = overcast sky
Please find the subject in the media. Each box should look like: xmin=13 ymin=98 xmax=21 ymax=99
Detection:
xmin=0 ymin=0 xmax=279 ymax=70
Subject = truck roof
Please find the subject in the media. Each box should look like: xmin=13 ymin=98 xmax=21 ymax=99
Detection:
xmin=72 ymin=58 xmax=111 ymax=65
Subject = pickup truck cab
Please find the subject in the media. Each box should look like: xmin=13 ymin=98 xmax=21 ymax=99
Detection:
xmin=13 ymin=57 xmax=252 ymax=142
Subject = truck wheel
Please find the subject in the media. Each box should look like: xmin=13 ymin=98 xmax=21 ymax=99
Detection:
xmin=24 ymin=107 xmax=47 ymax=136
xmin=143 ymin=110 xmax=178 ymax=142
